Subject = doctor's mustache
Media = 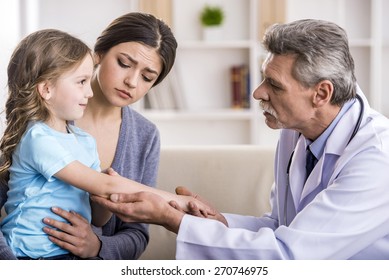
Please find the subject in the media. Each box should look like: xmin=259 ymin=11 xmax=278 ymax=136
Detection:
xmin=259 ymin=100 xmax=278 ymax=118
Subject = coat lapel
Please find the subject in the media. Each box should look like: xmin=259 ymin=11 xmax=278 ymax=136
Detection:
xmin=288 ymin=135 xmax=306 ymax=211
xmin=299 ymin=93 xmax=364 ymax=204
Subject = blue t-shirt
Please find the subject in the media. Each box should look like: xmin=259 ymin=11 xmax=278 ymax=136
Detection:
xmin=1 ymin=122 xmax=100 ymax=258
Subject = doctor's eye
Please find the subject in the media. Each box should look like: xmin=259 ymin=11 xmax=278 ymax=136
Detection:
xmin=266 ymin=78 xmax=283 ymax=92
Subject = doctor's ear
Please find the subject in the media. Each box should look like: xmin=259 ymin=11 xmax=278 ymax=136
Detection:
xmin=313 ymin=80 xmax=334 ymax=108
xmin=37 ymin=82 xmax=52 ymax=101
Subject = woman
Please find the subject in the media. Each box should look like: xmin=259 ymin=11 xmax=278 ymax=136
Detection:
xmin=0 ymin=12 xmax=177 ymax=260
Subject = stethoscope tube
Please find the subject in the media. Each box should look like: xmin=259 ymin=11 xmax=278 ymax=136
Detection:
xmin=348 ymin=94 xmax=364 ymax=144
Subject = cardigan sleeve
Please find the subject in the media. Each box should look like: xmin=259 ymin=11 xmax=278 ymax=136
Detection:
xmin=95 ymin=107 xmax=161 ymax=259
xmin=0 ymin=183 xmax=17 ymax=260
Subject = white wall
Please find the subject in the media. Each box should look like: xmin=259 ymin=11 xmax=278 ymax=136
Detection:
xmin=34 ymin=0 xmax=137 ymax=48
xmin=0 ymin=1 xmax=20 ymax=131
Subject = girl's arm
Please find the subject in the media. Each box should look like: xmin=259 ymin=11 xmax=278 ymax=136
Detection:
xmin=90 ymin=199 xmax=112 ymax=227
xmin=54 ymin=161 xmax=214 ymax=218
xmin=89 ymin=168 xmax=119 ymax=227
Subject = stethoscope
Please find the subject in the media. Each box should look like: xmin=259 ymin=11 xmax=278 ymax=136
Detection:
xmin=283 ymin=94 xmax=364 ymax=226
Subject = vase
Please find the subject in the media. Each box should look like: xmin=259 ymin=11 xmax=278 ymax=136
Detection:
xmin=202 ymin=26 xmax=223 ymax=41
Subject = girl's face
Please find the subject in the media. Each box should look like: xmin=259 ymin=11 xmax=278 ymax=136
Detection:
xmin=94 ymin=42 xmax=162 ymax=107
xmin=43 ymin=54 xmax=94 ymax=130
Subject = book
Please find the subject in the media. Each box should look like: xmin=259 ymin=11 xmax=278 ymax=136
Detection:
xmin=230 ymin=64 xmax=250 ymax=109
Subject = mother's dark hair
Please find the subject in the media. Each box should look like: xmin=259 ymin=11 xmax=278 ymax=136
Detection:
xmin=94 ymin=12 xmax=177 ymax=86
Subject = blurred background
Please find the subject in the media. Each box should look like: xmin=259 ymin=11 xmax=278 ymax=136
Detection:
xmin=0 ymin=0 xmax=387 ymax=146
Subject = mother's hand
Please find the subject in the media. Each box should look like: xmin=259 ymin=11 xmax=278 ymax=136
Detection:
xmin=42 ymin=207 xmax=101 ymax=259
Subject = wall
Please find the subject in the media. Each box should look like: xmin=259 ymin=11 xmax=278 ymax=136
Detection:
xmin=34 ymin=0 xmax=136 ymax=48
xmin=0 ymin=1 xmax=20 ymax=131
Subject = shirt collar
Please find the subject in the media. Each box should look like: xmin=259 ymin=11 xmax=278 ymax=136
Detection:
xmin=305 ymin=98 xmax=356 ymax=160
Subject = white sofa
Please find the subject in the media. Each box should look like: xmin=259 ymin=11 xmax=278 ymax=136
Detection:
xmin=0 ymin=145 xmax=276 ymax=260
xmin=140 ymin=145 xmax=276 ymax=260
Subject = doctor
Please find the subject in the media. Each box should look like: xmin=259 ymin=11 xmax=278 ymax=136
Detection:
xmin=93 ymin=19 xmax=389 ymax=259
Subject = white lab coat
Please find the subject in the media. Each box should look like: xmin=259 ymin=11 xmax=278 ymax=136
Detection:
xmin=175 ymin=90 xmax=389 ymax=259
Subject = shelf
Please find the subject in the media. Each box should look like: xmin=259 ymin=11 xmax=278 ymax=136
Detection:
xmin=178 ymin=40 xmax=253 ymax=49
xmin=143 ymin=109 xmax=254 ymax=121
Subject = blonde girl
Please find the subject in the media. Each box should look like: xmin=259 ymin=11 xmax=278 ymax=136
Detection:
xmin=0 ymin=29 xmax=212 ymax=259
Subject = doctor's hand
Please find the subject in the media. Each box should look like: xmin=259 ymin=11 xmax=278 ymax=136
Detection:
xmin=174 ymin=186 xmax=228 ymax=226
xmin=91 ymin=192 xmax=185 ymax=234
xmin=42 ymin=207 xmax=101 ymax=259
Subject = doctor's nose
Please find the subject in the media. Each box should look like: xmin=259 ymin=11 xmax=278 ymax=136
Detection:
xmin=253 ymin=80 xmax=268 ymax=101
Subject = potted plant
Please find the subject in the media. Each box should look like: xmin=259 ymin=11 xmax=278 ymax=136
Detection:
xmin=199 ymin=5 xmax=225 ymax=41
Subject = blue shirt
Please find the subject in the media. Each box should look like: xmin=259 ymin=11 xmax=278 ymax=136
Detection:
xmin=1 ymin=122 xmax=100 ymax=258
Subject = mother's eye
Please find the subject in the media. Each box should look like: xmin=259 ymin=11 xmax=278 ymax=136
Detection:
xmin=142 ymin=75 xmax=153 ymax=83
xmin=118 ymin=59 xmax=130 ymax=68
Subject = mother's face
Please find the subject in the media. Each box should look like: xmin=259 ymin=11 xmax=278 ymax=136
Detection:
xmin=94 ymin=42 xmax=162 ymax=107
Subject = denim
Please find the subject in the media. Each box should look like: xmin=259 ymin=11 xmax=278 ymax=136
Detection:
xmin=18 ymin=253 xmax=79 ymax=260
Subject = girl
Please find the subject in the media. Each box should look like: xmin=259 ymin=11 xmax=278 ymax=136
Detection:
xmin=0 ymin=29 xmax=212 ymax=260
xmin=0 ymin=12 xmax=179 ymax=260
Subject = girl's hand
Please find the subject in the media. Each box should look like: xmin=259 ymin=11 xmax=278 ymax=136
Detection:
xmin=175 ymin=195 xmax=216 ymax=218
xmin=173 ymin=186 xmax=228 ymax=226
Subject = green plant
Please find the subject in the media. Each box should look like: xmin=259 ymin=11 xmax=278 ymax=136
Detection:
xmin=200 ymin=5 xmax=224 ymax=26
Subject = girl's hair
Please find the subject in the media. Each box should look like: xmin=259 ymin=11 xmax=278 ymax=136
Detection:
xmin=94 ymin=12 xmax=177 ymax=87
xmin=263 ymin=19 xmax=356 ymax=106
xmin=0 ymin=29 xmax=91 ymax=183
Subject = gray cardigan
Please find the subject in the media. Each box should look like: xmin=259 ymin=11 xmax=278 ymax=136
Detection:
xmin=0 ymin=106 xmax=160 ymax=259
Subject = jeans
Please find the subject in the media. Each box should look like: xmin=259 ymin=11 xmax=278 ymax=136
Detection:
xmin=18 ymin=253 xmax=79 ymax=260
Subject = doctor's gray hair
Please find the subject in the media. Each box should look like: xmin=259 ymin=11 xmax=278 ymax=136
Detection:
xmin=263 ymin=19 xmax=356 ymax=106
